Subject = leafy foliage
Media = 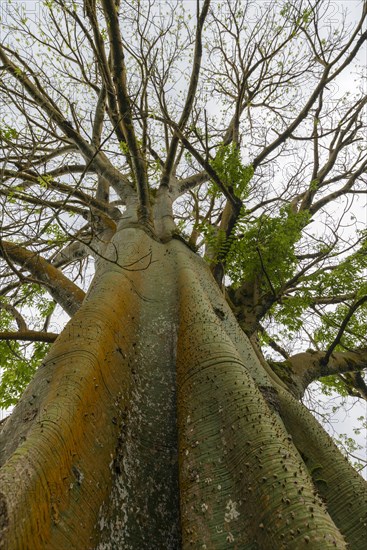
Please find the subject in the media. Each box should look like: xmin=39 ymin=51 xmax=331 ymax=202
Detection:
xmin=210 ymin=143 xmax=254 ymax=199
xmin=0 ymin=341 xmax=49 ymax=408
xmin=333 ymin=420 xmax=367 ymax=474
xmin=227 ymin=206 xmax=311 ymax=291
xmin=0 ymin=287 xmax=54 ymax=407
xmin=318 ymin=375 xmax=350 ymax=398
xmin=261 ymin=230 xmax=367 ymax=350
xmin=314 ymin=304 xmax=367 ymax=351
xmin=0 ymin=125 xmax=18 ymax=140
xmin=303 ymin=233 xmax=367 ymax=303
xmin=196 ymin=144 xmax=254 ymax=261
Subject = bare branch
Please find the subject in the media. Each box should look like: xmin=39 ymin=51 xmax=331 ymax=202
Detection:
xmin=0 ymin=330 xmax=58 ymax=343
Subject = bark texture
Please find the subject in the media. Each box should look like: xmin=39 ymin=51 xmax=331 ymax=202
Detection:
xmin=0 ymin=227 xmax=180 ymax=549
xmin=0 ymin=228 xmax=366 ymax=549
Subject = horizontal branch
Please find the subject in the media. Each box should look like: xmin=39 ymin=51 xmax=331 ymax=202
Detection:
xmin=309 ymin=292 xmax=356 ymax=305
xmin=1 ymin=169 xmax=120 ymax=219
xmin=177 ymin=171 xmax=210 ymax=196
xmin=0 ymin=330 xmax=58 ymax=343
xmin=279 ymin=348 xmax=367 ymax=397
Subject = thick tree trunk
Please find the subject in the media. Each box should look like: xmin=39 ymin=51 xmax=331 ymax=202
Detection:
xmin=0 ymin=226 xmax=366 ymax=549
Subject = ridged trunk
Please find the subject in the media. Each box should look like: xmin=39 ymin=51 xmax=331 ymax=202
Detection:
xmin=0 ymin=226 xmax=366 ymax=549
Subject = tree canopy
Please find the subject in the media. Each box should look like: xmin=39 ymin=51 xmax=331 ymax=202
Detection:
xmin=0 ymin=0 xmax=366 ymax=468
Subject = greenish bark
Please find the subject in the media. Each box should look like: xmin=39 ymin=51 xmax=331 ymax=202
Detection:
xmin=175 ymin=245 xmax=348 ymax=549
xmin=277 ymin=388 xmax=367 ymax=549
xmin=0 ymin=227 xmax=180 ymax=549
xmin=0 ymin=229 xmax=366 ymax=549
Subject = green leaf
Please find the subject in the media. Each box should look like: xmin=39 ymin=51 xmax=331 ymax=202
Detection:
xmin=210 ymin=143 xmax=253 ymax=199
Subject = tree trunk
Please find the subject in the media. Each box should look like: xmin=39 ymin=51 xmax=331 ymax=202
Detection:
xmin=0 ymin=226 xmax=366 ymax=549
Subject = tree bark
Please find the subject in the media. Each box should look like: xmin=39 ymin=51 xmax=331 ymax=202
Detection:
xmin=0 ymin=240 xmax=85 ymax=316
xmin=0 ymin=228 xmax=366 ymax=549
xmin=0 ymin=227 xmax=180 ymax=549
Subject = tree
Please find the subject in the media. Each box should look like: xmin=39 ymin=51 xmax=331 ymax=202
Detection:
xmin=0 ymin=0 xmax=366 ymax=547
